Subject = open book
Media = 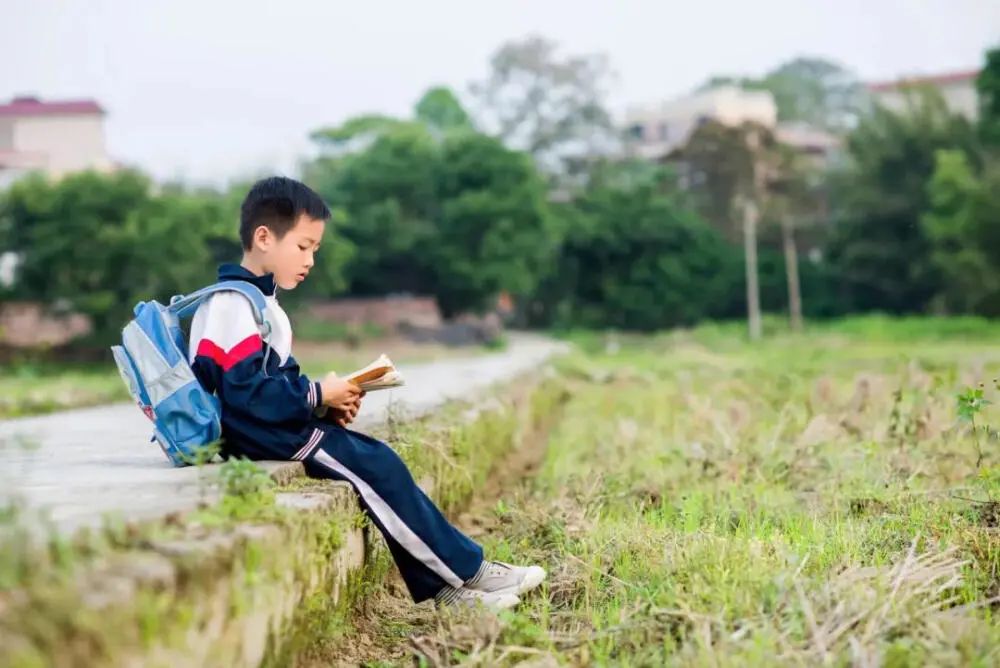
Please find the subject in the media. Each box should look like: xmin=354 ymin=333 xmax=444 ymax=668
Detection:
xmin=344 ymin=353 xmax=405 ymax=392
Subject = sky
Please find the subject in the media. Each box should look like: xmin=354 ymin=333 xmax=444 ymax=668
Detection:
xmin=2 ymin=0 xmax=998 ymax=184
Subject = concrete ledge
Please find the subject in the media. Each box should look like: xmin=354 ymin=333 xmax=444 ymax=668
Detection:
xmin=257 ymin=460 xmax=307 ymax=486
xmin=0 ymin=358 xmax=568 ymax=667
xmin=0 ymin=481 xmax=368 ymax=668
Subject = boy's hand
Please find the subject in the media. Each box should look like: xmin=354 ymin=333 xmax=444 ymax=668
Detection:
xmin=320 ymin=372 xmax=361 ymax=412
xmin=330 ymin=391 xmax=366 ymax=427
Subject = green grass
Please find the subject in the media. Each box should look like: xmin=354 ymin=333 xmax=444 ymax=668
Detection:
xmin=0 ymin=362 xmax=129 ymax=418
xmin=291 ymin=315 xmax=386 ymax=344
xmin=454 ymin=320 xmax=1000 ymax=665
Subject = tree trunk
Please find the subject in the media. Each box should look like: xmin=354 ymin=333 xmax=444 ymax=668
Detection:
xmin=781 ymin=216 xmax=803 ymax=332
xmin=743 ymin=199 xmax=762 ymax=341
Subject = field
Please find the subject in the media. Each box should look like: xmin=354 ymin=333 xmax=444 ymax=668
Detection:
xmin=339 ymin=317 xmax=1000 ymax=666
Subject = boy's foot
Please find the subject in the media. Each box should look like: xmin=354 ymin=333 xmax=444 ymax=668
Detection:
xmin=466 ymin=561 xmax=547 ymax=596
xmin=435 ymin=585 xmax=520 ymax=612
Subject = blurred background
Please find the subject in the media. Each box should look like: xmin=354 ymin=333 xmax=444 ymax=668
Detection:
xmin=0 ymin=0 xmax=998 ymax=407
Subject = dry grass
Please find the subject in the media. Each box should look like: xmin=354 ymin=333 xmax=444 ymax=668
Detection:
xmin=295 ymin=321 xmax=1000 ymax=666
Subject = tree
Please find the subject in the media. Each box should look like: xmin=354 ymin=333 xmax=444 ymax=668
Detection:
xmin=415 ymin=87 xmax=474 ymax=132
xmin=699 ymin=56 xmax=867 ymax=131
xmin=766 ymin=146 xmax=827 ymax=332
xmin=673 ymin=121 xmax=781 ymax=339
xmin=309 ymin=114 xmax=409 ymax=150
xmin=671 ymin=121 xmax=756 ymax=236
xmin=306 ymin=88 xmax=475 ymax=299
xmin=430 ymin=132 xmax=555 ymax=315
xmin=922 ymin=150 xmax=1000 ymax=314
xmin=826 ymin=91 xmax=979 ymax=313
xmin=318 ymin=124 xmax=440 ymax=296
xmin=761 ymin=57 xmax=867 ymax=131
xmin=532 ymin=163 xmax=737 ymax=330
xmin=978 ymin=46 xmax=1000 ymax=146
xmin=1 ymin=171 xmax=222 ymax=345
xmin=471 ymin=35 xmax=617 ymax=179
xmin=305 ymin=88 xmax=555 ymax=316
xmin=922 ymin=149 xmax=991 ymax=312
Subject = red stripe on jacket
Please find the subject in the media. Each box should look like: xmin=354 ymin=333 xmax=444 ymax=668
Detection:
xmin=196 ymin=334 xmax=262 ymax=372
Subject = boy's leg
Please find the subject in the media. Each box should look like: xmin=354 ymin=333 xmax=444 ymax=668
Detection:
xmin=301 ymin=426 xmax=484 ymax=603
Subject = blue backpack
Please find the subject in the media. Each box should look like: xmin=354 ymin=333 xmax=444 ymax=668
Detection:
xmin=111 ymin=281 xmax=272 ymax=467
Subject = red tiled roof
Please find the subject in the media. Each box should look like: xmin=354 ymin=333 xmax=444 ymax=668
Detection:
xmin=0 ymin=97 xmax=104 ymax=117
xmin=868 ymin=69 xmax=980 ymax=92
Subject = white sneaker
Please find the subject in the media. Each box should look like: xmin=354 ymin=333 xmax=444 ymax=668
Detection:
xmin=435 ymin=585 xmax=520 ymax=611
xmin=465 ymin=561 xmax=547 ymax=596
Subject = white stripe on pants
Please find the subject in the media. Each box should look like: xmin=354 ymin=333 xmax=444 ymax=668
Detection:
xmin=312 ymin=448 xmax=464 ymax=587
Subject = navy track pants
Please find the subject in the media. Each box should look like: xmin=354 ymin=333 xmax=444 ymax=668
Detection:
xmin=298 ymin=425 xmax=484 ymax=602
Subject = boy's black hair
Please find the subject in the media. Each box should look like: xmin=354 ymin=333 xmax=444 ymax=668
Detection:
xmin=239 ymin=176 xmax=330 ymax=250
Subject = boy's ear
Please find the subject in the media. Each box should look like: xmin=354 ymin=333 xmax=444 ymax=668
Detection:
xmin=252 ymin=224 xmax=272 ymax=250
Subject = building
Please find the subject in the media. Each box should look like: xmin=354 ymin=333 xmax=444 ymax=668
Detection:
xmin=868 ymin=69 xmax=980 ymax=120
xmin=625 ymin=85 xmax=841 ymax=169
xmin=0 ymin=96 xmax=113 ymax=186
xmin=624 ymin=85 xmax=779 ymax=160
xmin=774 ymin=122 xmax=842 ymax=168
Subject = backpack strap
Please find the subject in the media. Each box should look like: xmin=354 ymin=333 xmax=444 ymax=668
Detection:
xmin=168 ymin=281 xmax=271 ymax=340
xmin=168 ymin=281 xmax=277 ymax=373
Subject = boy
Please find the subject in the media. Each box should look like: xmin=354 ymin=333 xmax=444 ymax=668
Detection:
xmin=189 ymin=176 xmax=544 ymax=611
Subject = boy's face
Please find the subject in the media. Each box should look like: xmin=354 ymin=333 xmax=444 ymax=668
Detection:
xmin=254 ymin=214 xmax=326 ymax=290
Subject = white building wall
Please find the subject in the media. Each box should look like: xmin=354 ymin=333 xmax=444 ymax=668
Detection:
xmin=11 ymin=114 xmax=112 ymax=176
xmin=625 ymin=86 xmax=778 ymax=158
xmin=873 ymin=78 xmax=978 ymax=120
xmin=0 ymin=118 xmax=14 ymax=150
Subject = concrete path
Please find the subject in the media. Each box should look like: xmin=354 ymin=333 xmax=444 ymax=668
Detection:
xmin=0 ymin=334 xmax=566 ymax=533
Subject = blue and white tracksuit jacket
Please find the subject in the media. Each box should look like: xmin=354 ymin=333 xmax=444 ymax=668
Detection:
xmin=189 ymin=264 xmax=484 ymax=601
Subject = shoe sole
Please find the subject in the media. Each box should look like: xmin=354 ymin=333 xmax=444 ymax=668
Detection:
xmin=491 ymin=593 xmax=522 ymax=611
xmin=445 ymin=593 xmax=520 ymax=612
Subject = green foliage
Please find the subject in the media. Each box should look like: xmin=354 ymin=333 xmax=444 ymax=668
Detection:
xmin=309 ymin=114 xmax=409 ymax=148
xmin=817 ymin=314 xmax=1000 ymax=342
xmin=672 ymin=120 xmax=775 ymax=235
xmin=957 ymin=385 xmax=992 ymax=468
xmin=218 ymin=457 xmax=274 ymax=498
xmin=921 ymin=150 xmax=1000 ymax=314
xmin=211 ymin=457 xmax=277 ymax=520
xmin=977 ymin=46 xmax=1000 ymax=146
xmin=307 ymin=94 xmax=555 ymax=316
xmin=1 ymin=171 xmax=220 ymax=343
xmin=532 ymin=164 xmax=738 ymax=330
xmin=414 ymin=87 xmax=473 ymax=132
xmin=826 ymin=91 xmax=979 ymax=313
xmin=763 ymin=57 xmax=867 ymax=130
xmin=700 ymin=56 xmax=867 ymax=131
xmin=179 ymin=441 xmax=222 ymax=467
xmin=314 ymin=123 xmax=439 ymax=297
xmin=0 ymin=171 xmax=351 ymax=348
xmin=430 ymin=131 xmax=555 ymax=315
xmin=0 ymin=359 xmax=127 ymax=418
xmin=8 ymin=46 xmax=1000 ymax=350
xmin=292 ymin=316 xmax=384 ymax=344
xmin=957 ymin=386 xmax=991 ymax=422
